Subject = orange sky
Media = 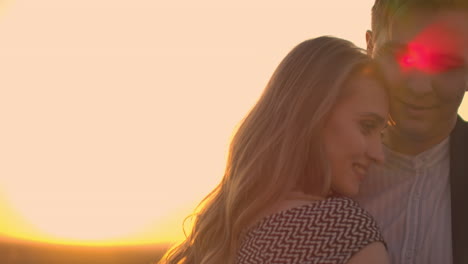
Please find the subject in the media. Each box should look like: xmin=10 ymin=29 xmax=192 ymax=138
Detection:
xmin=0 ymin=0 xmax=467 ymax=246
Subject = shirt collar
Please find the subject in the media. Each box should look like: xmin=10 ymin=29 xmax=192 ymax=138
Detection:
xmin=383 ymin=136 xmax=450 ymax=171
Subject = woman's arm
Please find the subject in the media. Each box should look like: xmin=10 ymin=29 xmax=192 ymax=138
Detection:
xmin=346 ymin=242 xmax=390 ymax=264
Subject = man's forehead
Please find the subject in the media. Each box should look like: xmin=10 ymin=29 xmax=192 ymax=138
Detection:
xmin=380 ymin=9 xmax=468 ymax=57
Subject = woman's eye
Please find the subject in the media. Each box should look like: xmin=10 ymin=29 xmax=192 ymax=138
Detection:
xmin=360 ymin=120 xmax=376 ymax=134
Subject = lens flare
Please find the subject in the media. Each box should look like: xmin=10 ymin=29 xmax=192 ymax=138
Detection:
xmin=397 ymin=14 xmax=467 ymax=74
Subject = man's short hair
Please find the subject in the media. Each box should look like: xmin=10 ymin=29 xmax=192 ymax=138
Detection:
xmin=371 ymin=0 xmax=468 ymax=41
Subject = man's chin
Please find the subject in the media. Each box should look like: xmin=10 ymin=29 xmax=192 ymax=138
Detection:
xmin=387 ymin=118 xmax=435 ymax=140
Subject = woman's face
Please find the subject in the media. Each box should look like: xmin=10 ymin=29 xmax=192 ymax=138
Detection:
xmin=323 ymin=75 xmax=389 ymax=197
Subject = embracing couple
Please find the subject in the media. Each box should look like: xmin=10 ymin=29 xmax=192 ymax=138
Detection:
xmin=160 ymin=0 xmax=468 ymax=263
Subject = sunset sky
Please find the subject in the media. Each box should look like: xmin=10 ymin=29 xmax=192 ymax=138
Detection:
xmin=1 ymin=0 xmax=468 ymax=246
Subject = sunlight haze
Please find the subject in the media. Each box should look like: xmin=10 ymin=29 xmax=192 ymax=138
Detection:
xmin=1 ymin=0 xmax=467 ymax=246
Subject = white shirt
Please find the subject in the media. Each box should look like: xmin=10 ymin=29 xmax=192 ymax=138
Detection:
xmin=355 ymin=137 xmax=452 ymax=264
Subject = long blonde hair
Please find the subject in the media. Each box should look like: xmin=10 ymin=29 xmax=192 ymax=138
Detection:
xmin=159 ymin=36 xmax=384 ymax=264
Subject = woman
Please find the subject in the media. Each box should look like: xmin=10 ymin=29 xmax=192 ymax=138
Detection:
xmin=159 ymin=36 xmax=390 ymax=264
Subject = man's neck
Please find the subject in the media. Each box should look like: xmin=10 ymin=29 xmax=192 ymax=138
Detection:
xmin=382 ymin=125 xmax=454 ymax=156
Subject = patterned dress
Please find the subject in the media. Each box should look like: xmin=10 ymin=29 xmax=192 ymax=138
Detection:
xmin=236 ymin=196 xmax=385 ymax=264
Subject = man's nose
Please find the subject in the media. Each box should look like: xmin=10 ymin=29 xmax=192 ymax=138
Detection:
xmin=403 ymin=71 xmax=434 ymax=96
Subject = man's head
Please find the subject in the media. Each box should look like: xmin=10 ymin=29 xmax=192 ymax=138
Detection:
xmin=367 ymin=0 xmax=468 ymax=153
xmin=369 ymin=0 xmax=468 ymax=48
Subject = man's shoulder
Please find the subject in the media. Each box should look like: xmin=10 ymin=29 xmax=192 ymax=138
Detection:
xmin=450 ymin=116 xmax=468 ymax=151
xmin=453 ymin=115 xmax=468 ymax=134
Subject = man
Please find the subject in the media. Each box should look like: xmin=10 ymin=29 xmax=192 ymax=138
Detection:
xmin=355 ymin=1 xmax=468 ymax=264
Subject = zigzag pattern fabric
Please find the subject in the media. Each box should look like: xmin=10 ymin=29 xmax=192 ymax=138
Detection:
xmin=236 ymin=196 xmax=385 ymax=264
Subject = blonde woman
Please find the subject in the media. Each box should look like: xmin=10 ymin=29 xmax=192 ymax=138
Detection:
xmin=159 ymin=36 xmax=390 ymax=264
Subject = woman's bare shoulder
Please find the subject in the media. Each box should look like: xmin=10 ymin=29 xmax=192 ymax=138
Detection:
xmin=346 ymin=242 xmax=390 ymax=264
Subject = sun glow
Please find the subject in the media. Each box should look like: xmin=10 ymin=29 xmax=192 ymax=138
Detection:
xmin=0 ymin=188 xmax=195 ymax=246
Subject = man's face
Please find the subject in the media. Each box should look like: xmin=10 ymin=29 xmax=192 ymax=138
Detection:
xmin=370 ymin=9 xmax=468 ymax=144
